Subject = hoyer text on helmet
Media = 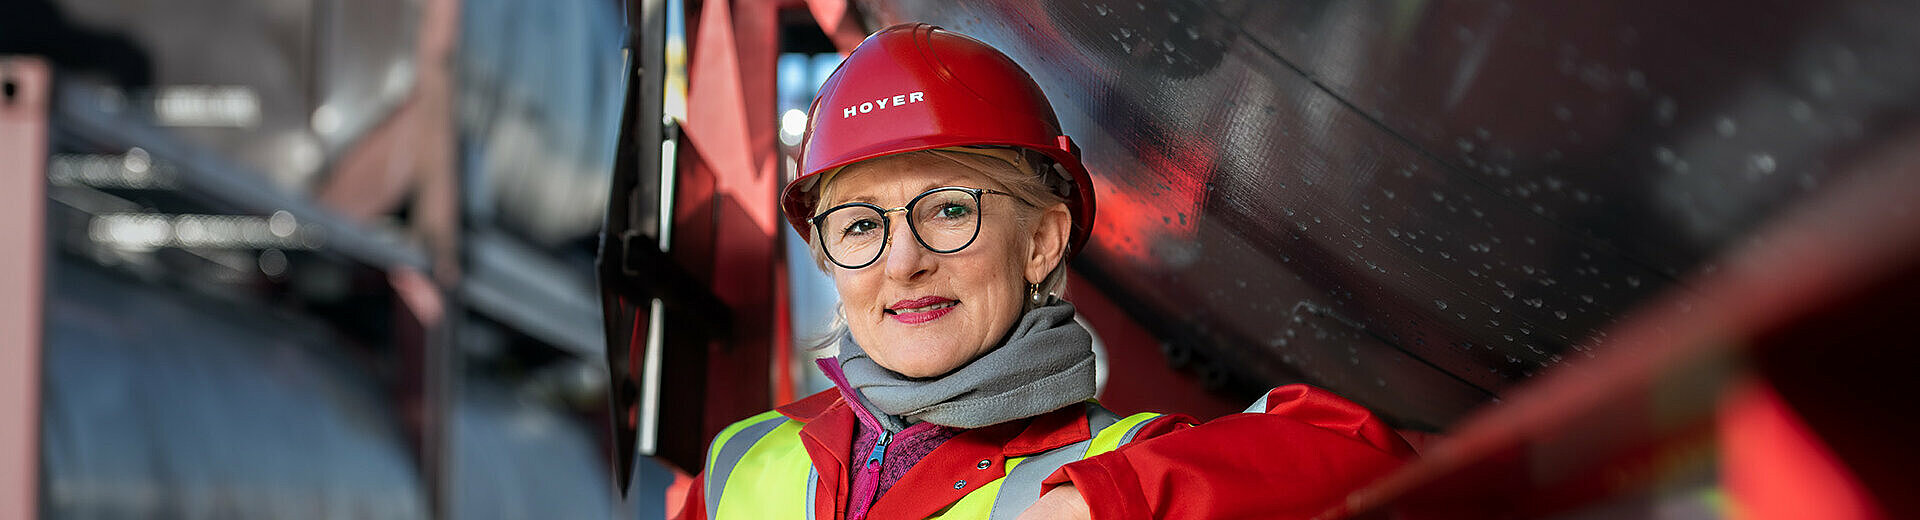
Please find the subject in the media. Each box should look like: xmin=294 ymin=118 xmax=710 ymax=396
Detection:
xmin=843 ymin=91 xmax=926 ymax=119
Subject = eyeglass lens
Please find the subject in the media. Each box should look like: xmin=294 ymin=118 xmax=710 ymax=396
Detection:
xmin=820 ymin=188 xmax=983 ymax=268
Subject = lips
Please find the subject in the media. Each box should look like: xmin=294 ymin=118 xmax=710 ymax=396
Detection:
xmin=886 ymin=296 xmax=959 ymax=325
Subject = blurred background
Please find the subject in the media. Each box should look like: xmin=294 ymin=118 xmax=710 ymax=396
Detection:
xmin=6 ymin=0 xmax=1920 ymax=519
xmin=6 ymin=0 xmax=629 ymax=517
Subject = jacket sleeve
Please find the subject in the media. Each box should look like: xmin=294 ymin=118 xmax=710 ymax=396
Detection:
xmin=1044 ymin=384 xmax=1415 ymax=519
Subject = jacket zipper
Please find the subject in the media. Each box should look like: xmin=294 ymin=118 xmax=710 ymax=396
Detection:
xmin=866 ymin=429 xmax=893 ymax=469
xmin=849 ymin=429 xmax=892 ymax=520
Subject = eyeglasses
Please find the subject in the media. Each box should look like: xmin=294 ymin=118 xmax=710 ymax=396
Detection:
xmin=810 ymin=186 xmax=1021 ymax=269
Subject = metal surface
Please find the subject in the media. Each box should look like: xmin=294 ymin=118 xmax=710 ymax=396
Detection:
xmin=52 ymin=82 xmax=431 ymax=273
xmin=1 ymin=55 xmax=50 ymax=520
xmin=601 ymin=0 xmax=792 ymax=479
xmin=38 ymin=84 xmax=438 ymax=515
xmin=676 ymin=0 xmax=784 ymax=475
xmin=456 ymin=0 xmax=626 ymax=245
xmin=20 ymin=1 xmax=636 ymax=516
xmin=313 ymin=0 xmax=460 ymax=282
xmin=852 ymin=0 xmax=1920 ymax=429
xmin=40 ymin=261 xmax=429 ymax=518
xmin=1344 ymin=126 xmax=1920 ymax=518
xmin=49 ymin=0 xmax=419 ymax=190
xmin=38 ymin=261 xmax=619 ymax=519
xmin=462 ymin=229 xmax=603 ymax=359
xmin=602 ymin=0 xmax=675 ymax=491
xmin=450 ymin=383 xmax=614 ymax=519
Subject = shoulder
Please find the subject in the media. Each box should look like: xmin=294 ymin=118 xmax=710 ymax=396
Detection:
xmin=1240 ymin=384 xmax=1400 ymax=444
xmin=1082 ymin=401 xmax=1184 ymax=452
xmin=705 ymin=388 xmax=843 ymax=465
xmin=716 ymin=409 xmax=790 ymax=437
xmin=698 ymin=404 xmax=821 ymax=518
xmin=772 ymin=388 xmax=844 ymax=422
xmin=1125 ymin=384 xmax=1412 ymax=458
xmin=706 ymin=410 xmax=791 ymax=462
xmin=701 ymin=407 xmax=815 ymax=495
xmin=1100 ymin=384 xmax=1390 ymax=445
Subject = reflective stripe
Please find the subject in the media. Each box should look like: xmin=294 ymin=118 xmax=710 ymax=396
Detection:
xmin=1086 ymin=404 xmax=1122 ymax=433
xmin=1244 ymin=391 xmax=1271 ymax=414
xmin=704 ymin=411 xmax=789 ymax=520
xmin=711 ymin=403 xmax=1162 ymax=520
xmin=1116 ymin=414 xmax=1154 ymax=445
xmin=805 ymin=468 xmax=819 ymax=518
xmin=717 ymin=420 xmax=810 ymax=519
xmin=988 ymin=437 xmax=1090 ymax=520
xmin=985 ymin=403 xmax=1158 ymax=520
xmin=1085 ymin=413 xmax=1157 ymax=457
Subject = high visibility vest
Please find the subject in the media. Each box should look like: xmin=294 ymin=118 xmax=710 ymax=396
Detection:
xmin=702 ymin=402 xmax=1161 ymax=520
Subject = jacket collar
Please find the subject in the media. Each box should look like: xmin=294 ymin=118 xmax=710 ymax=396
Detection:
xmin=775 ymin=386 xmax=843 ymax=423
xmin=1002 ymin=402 xmax=1093 ymax=457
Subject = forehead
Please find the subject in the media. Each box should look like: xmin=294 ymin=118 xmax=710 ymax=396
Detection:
xmin=820 ymin=152 xmax=1008 ymax=204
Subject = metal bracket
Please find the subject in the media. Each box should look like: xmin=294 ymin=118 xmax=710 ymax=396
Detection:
xmin=615 ymin=230 xmax=733 ymax=338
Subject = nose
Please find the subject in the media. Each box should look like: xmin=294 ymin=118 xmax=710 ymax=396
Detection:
xmin=882 ymin=213 xmax=933 ymax=282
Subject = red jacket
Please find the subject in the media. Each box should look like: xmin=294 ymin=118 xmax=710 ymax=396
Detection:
xmin=676 ymin=384 xmax=1414 ymax=519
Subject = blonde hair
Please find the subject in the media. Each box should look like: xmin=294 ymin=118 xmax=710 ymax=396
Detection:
xmin=801 ymin=147 xmax=1076 ymax=350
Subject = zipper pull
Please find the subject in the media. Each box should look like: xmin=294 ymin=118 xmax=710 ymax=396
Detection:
xmin=866 ymin=430 xmax=893 ymax=467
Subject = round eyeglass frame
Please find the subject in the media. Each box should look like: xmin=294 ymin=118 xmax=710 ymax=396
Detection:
xmin=809 ymin=186 xmax=1020 ymax=269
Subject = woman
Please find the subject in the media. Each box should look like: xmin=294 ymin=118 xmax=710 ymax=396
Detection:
xmin=680 ymin=23 xmax=1413 ymax=520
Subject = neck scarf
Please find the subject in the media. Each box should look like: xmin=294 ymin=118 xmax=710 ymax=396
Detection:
xmin=836 ymin=301 xmax=1096 ymax=429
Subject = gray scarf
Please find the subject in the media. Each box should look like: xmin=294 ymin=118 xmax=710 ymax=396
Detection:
xmin=836 ymin=301 xmax=1096 ymax=429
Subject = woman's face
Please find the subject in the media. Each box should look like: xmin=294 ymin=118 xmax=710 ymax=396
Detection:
xmin=819 ymin=152 xmax=1069 ymax=378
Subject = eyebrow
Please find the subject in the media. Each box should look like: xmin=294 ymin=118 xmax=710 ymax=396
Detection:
xmin=824 ymin=176 xmax=975 ymax=207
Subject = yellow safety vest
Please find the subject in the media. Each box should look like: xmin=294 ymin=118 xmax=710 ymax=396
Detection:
xmin=702 ymin=402 xmax=1161 ymax=520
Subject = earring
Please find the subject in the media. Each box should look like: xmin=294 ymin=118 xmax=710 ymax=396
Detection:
xmin=1028 ymin=282 xmax=1045 ymax=307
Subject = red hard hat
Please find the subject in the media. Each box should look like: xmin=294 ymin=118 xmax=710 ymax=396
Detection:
xmin=782 ymin=23 xmax=1097 ymax=259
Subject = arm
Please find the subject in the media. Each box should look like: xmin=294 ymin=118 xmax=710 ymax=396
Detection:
xmin=1040 ymin=385 xmax=1415 ymax=519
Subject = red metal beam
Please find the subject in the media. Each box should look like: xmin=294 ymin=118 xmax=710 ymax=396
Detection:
xmin=315 ymin=0 xmax=461 ymax=282
xmin=648 ymin=0 xmax=785 ymax=472
xmin=0 ymin=56 xmax=50 ymax=520
xmin=799 ymin=0 xmax=868 ymax=52
xmin=1340 ymin=125 xmax=1920 ymax=519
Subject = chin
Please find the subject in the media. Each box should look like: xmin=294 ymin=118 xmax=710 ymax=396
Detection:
xmin=867 ymin=324 xmax=981 ymax=376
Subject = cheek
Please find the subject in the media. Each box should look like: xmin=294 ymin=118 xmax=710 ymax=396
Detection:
xmin=989 ymin=226 xmax=1036 ymax=284
xmin=832 ymin=271 xmax=884 ymax=352
xmin=830 ymin=267 xmax=871 ymax=297
xmin=969 ymin=231 xmax=1034 ymax=316
xmin=829 ymin=269 xmax=882 ymax=323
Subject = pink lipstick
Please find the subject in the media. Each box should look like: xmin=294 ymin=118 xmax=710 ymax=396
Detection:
xmin=886 ymin=296 xmax=958 ymax=325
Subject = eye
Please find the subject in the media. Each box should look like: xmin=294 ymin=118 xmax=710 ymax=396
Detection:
xmin=841 ymin=218 xmax=880 ymax=236
xmin=935 ymin=203 xmax=973 ymax=220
